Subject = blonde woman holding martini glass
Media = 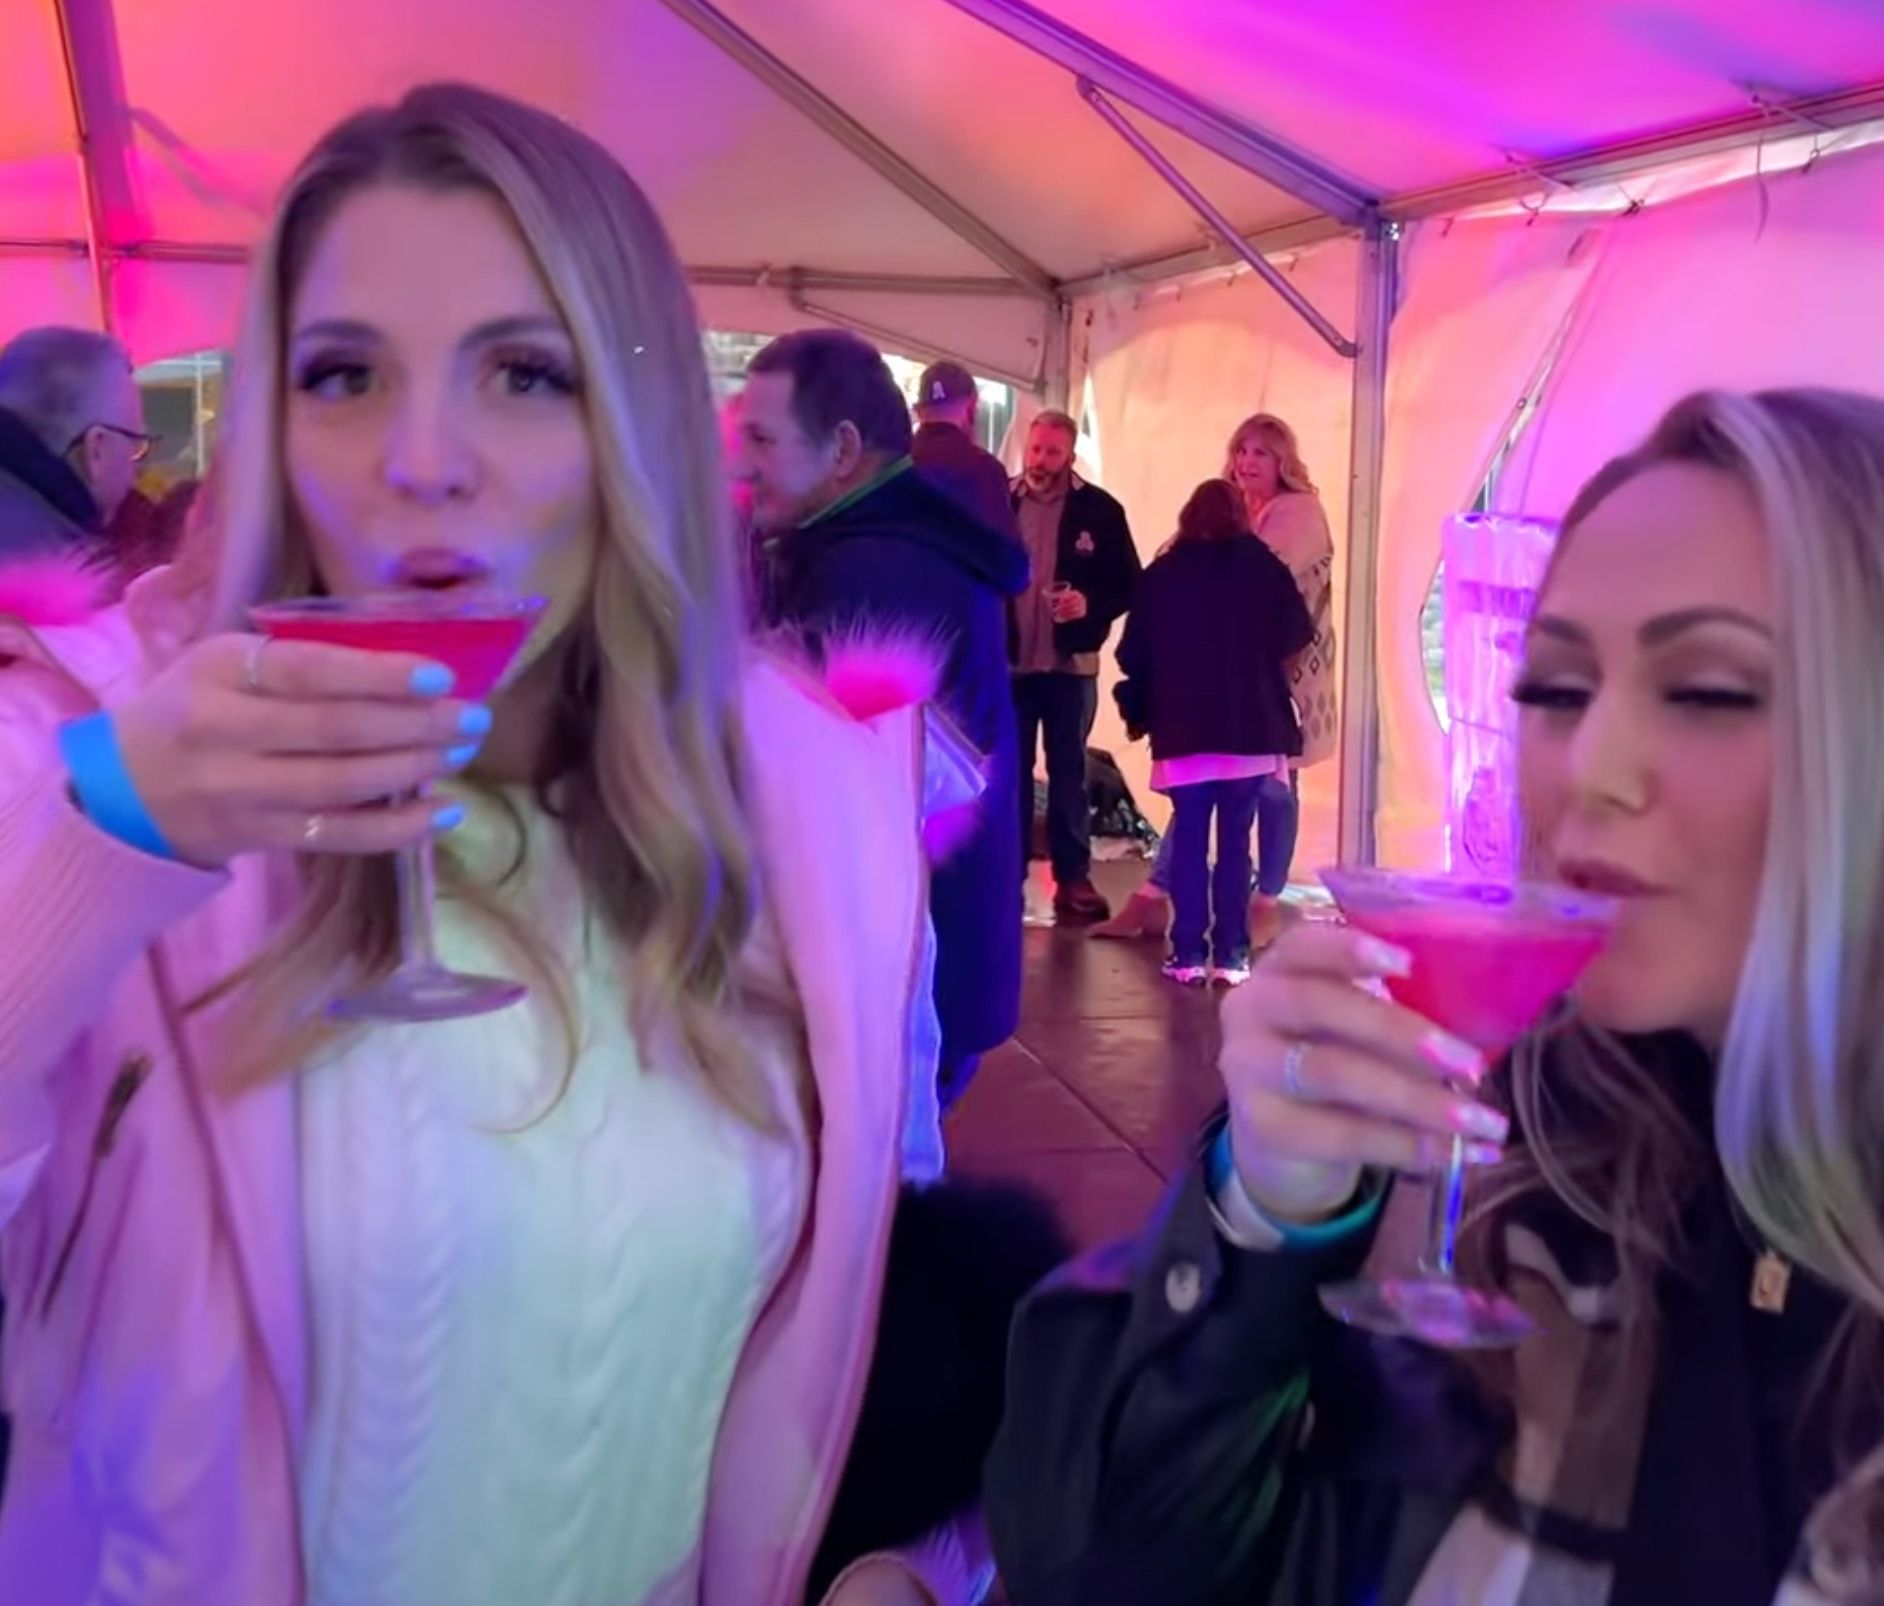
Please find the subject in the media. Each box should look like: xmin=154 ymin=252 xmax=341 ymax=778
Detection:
xmin=0 ymin=84 xmax=991 ymax=1606
xmin=990 ymin=389 xmax=1884 ymax=1606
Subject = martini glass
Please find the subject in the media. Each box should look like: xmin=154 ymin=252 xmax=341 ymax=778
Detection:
xmin=1316 ymin=867 xmax=1616 ymax=1348
xmin=251 ymin=590 xmax=545 ymax=1023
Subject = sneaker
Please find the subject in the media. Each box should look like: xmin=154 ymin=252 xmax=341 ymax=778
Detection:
xmin=1162 ymin=958 xmax=1210 ymax=987
xmin=1210 ymin=956 xmax=1253 ymax=988
xmin=1054 ymin=878 xmax=1112 ymax=924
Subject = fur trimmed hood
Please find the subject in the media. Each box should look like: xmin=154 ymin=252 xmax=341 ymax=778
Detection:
xmin=814 ymin=629 xmax=988 ymax=864
xmin=0 ymin=554 xmax=108 ymax=631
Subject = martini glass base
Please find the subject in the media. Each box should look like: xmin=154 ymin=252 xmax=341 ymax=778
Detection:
xmin=1319 ymin=1275 xmax=1537 ymax=1350
xmin=326 ymin=964 xmax=528 ymax=1024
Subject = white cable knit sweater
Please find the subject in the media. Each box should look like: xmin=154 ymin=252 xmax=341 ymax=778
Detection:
xmin=297 ymin=796 xmax=806 ymax=1606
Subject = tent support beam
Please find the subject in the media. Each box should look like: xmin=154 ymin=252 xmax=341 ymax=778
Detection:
xmin=787 ymin=284 xmax=1042 ymax=392
xmin=654 ymin=0 xmax=1058 ymax=299
xmin=1080 ymin=82 xmax=1358 ymax=357
xmin=0 ymin=239 xmax=1038 ymax=302
xmin=1062 ymin=78 xmax=1884 ymax=296
xmin=941 ymin=0 xmax=1371 ymax=227
xmin=50 ymin=0 xmax=133 ymax=333
xmin=1336 ymin=217 xmax=1398 ymax=868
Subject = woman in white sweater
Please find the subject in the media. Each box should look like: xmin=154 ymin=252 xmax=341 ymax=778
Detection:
xmin=0 ymin=83 xmax=990 ymax=1606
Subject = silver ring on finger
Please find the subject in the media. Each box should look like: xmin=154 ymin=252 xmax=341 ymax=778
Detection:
xmin=1281 ymin=1040 xmax=1312 ymax=1101
xmin=302 ymin=812 xmax=325 ymax=849
xmin=244 ymin=636 xmax=272 ymax=696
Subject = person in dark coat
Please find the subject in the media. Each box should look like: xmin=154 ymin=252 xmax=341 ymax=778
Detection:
xmin=1113 ymin=479 xmax=1312 ymax=988
xmin=1010 ymin=411 xmax=1140 ymax=924
xmin=737 ymin=328 xmax=1028 ymax=1112
xmin=909 ymin=360 xmax=1021 ymax=546
xmin=0 ymin=326 xmax=151 ymax=566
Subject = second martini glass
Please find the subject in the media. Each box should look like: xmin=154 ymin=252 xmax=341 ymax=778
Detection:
xmin=251 ymin=589 xmax=545 ymax=1023
xmin=1316 ymin=866 xmax=1616 ymax=1348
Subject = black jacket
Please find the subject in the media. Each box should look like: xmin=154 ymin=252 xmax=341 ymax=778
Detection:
xmin=1009 ymin=474 xmax=1141 ymax=659
xmin=985 ymin=1034 xmax=1858 ymax=1606
xmin=772 ymin=459 xmax=1030 ymax=1062
xmin=0 ymin=405 xmax=100 ymax=562
xmin=912 ymin=423 xmax=1021 ymax=548
xmin=1113 ymin=536 xmax=1313 ymax=763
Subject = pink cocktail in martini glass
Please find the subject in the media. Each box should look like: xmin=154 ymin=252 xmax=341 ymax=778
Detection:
xmin=251 ymin=591 xmax=545 ymax=1023
xmin=1316 ymin=866 xmax=1616 ymax=1348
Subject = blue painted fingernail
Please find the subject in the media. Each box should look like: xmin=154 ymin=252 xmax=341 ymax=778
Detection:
xmin=432 ymin=803 xmax=466 ymax=832
xmin=457 ymin=704 xmax=493 ymax=737
xmin=411 ymin=663 xmax=454 ymax=697
xmin=445 ymin=744 xmax=479 ymax=769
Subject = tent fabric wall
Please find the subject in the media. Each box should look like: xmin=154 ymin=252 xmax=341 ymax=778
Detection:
xmin=1070 ymin=237 xmax=1358 ymax=868
xmin=1501 ymin=139 xmax=1884 ymax=520
xmin=1372 ymin=210 xmax=1603 ymax=868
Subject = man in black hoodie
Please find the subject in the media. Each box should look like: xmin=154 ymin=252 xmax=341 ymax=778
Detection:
xmin=739 ymin=329 xmax=1029 ymax=1112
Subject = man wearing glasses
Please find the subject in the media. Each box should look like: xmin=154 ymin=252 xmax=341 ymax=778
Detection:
xmin=0 ymin=326 xmax=153 ymax=563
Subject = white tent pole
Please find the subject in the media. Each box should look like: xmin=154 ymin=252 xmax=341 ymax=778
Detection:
xmin=654 ymin=0 xmax=1058 ymax=299
xmin=1080 ymin=82 xmax=1358 ymax=358
xmin=1336 ymin=217 xmax=1399 ymax=868
xmin=1041 ymin=298 xmax=1073 ymax=410
xmin=50 ymin=0 xmax=131 ymax=333
xmin=941 ymin=0 xmax=1371 ymax=227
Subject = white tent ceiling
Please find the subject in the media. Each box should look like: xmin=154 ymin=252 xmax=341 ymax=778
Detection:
xmin=4 ymin=0 xmax=1884 ymax=369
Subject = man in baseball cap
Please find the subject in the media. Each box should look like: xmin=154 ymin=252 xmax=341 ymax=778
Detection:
xmin=909 ymin=361 xmax=1021 ymax=550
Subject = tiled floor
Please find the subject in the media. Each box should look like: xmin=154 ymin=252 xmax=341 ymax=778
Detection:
xmin=946 ymin=861 xmax=1225 ymax=1250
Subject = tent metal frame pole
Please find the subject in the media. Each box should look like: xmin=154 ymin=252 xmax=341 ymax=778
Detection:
xmin=941 ymin=0 xmax=1371 ymax=227
xmin=1080 ymin=82 xmax=1358 ymax=358
xmin=50 ymin=0 xmax=117 ymax=332
xmin=1060 ymin=80 xmax=1884 ymax=296
xmin=788 ymin=286 xmax=1042 ymax=393
xmin=654 ymin=0 xmax=1059 ymax=299
xmin=1336 ymin=217 xmax=1397 ymax=868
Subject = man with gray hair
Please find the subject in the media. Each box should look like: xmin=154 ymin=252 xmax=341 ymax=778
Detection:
xmin=0 ymin=326 xmax=151 ymax=561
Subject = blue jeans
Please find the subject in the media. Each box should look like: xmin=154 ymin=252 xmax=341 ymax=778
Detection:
xmin=1151 ymin=769 xmax=1299 ymax=898
xmin=1014 ymin=672 xmax=1097 ymax=884
xmin=1166 ymin=777 xmax=1265 ymax=967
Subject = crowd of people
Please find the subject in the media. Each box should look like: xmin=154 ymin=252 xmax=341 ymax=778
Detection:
xmin=0 ymin=78 xmax=1878 ymax=1606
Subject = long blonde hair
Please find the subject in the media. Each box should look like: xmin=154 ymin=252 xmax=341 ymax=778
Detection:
xmin=185 ymin=84 xmax=791 ymax=1125
xmin=1222 ymin=412 xmax=1317 ymax=498
xmin=1478 ymin=389 xmax=1884 ymax=1553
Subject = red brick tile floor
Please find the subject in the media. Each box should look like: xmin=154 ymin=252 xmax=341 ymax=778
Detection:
xmin=945 ymin=859 xmax=1227 ymax=1251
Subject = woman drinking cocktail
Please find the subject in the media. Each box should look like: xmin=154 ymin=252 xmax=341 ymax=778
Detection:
xmin=0 ymin=85 xmax=998 ymax=1606
xmin=987 ymin=389 xmax=1884 ymax=1605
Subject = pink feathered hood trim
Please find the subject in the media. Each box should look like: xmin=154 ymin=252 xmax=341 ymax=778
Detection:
xmin=813 ymin=627 xmax=986 ymax=863
xmin=0 ymin=553 xmax=108 ymax=630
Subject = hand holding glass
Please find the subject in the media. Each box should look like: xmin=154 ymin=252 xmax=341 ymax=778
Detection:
xmin=250 ymin=590 xmax=544 ymax=1023
xmin=1315 ymin=867 xmax=1616 ymax=1348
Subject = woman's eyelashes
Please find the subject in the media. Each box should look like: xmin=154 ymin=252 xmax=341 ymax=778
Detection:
xmin=294 ymin=350 xmax=375 ymax=400
xmin=1511 ymin=677 xmax=1767 ymax=715
xmin=290 ymin=346 xmax=582 ymax=402
xmin=486 ymin=346 xmax=580 ymax=399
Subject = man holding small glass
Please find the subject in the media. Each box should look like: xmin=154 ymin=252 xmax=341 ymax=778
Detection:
xmin=1010 ymin=410 xmax=1139 ymax=924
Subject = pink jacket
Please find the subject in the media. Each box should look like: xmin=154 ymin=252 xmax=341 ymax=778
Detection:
xmin=0 ymin=567 xmax=990 ymax=1606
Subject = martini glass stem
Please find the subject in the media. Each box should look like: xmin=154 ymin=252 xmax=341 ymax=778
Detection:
xmin=393 ymin=788 xmax=443 ymax=977
xmin=1421 ymin=1133 xmax=1469 ymax=1278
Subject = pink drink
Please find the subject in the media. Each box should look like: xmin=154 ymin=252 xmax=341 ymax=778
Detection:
xmin=1314 ymin=868 xmax=1615 ymax=1348
xmin=1346 ymin=905 xmax=1607 ymax=1054
xmin=256 ymin=607 xmax=532 ymax=700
